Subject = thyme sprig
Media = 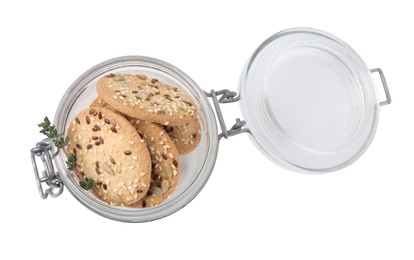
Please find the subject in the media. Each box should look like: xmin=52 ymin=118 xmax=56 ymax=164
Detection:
xmin=38 ymin=117 xmax=69 ymax=158
xmin=79 ymin=178 xmax=95 ymax=190
xmin=66 ymin=153 xmax=77 ymax=171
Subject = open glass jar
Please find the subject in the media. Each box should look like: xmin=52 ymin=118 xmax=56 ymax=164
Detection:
xmin=31 ymin=28 xmax=391 ymax=222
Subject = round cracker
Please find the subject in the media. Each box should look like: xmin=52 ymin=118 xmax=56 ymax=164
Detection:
xmin=67 ymin=107 xmax=151 ymax=206
xmin=128 ymin=120 xmax=180 ymax=208
xmin=97 ymin=74 xmax=197 ymax=126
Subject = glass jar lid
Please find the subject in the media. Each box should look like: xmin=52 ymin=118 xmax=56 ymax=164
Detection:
xmin=239 ymin=28 xmax=389 ymax=173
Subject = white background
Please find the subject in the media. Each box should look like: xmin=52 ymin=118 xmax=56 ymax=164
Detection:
xmin=0 ymin=0 xmax=413 ymax=259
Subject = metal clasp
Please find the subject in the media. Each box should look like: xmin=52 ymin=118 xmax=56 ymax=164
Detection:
xmin=31 ymin=138 xmax=64 ymax=199
xmin=205 ymin=89 xmax=251 ymax=140
xmin=370 ymin=68 xmax=391 ymax=106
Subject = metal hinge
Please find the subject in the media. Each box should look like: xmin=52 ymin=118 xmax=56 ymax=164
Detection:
xmin=31 ymin=138 xmax=64 ymax=199
xmin=205 ymin=89 xmax=251 ymax=140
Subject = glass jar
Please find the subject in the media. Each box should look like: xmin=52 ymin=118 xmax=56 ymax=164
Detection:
xmin=30 ymin=27 xmax=391 ymax=222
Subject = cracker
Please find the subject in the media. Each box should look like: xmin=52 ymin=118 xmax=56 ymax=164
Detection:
xmin=163 ymin=120 xmax=202 ymax=154
xmin=90 ymin=98 xmax=181 ymax=207
xmin=96 ymin=74 xmax=197 ymax=126
xmin=128 ymin=120 xmax=180 ymax=207
xmin=67 ymin=107 xmax=151 ymax=206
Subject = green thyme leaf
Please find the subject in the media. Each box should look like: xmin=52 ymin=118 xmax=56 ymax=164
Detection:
xmin=38 ymin=117 xmax=68 ymax=157
xmin=66 ymin=153 xmax=77 ymax=171
xmin=79 ymin=178 xmax=95 ymax=190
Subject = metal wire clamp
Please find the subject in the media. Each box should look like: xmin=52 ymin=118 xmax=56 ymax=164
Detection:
xmin=205 ymin=89 xmax=251 ymax=140
xmin=31 ymin=138 xmax=64 ymax=199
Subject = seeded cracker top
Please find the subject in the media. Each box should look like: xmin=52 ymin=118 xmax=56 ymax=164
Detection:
xmin=67 ymin=107 xmax=151 ymax=206
xmin=97 ymin=74 xmax=197 ymax=126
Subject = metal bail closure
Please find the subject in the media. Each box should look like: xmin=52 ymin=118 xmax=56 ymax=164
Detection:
xmin=205 ymin=89 xmax=251 ymax=140
xmin=30 ymin=138 xmax=64 ymax=199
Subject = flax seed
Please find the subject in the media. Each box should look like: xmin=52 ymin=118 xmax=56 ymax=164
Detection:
xmin=109 ymin=156 xmax=116 ymax=165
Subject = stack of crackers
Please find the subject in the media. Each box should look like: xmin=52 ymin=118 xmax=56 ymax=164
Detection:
xmin=67 ymin=74 xmax=201 ymax=207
